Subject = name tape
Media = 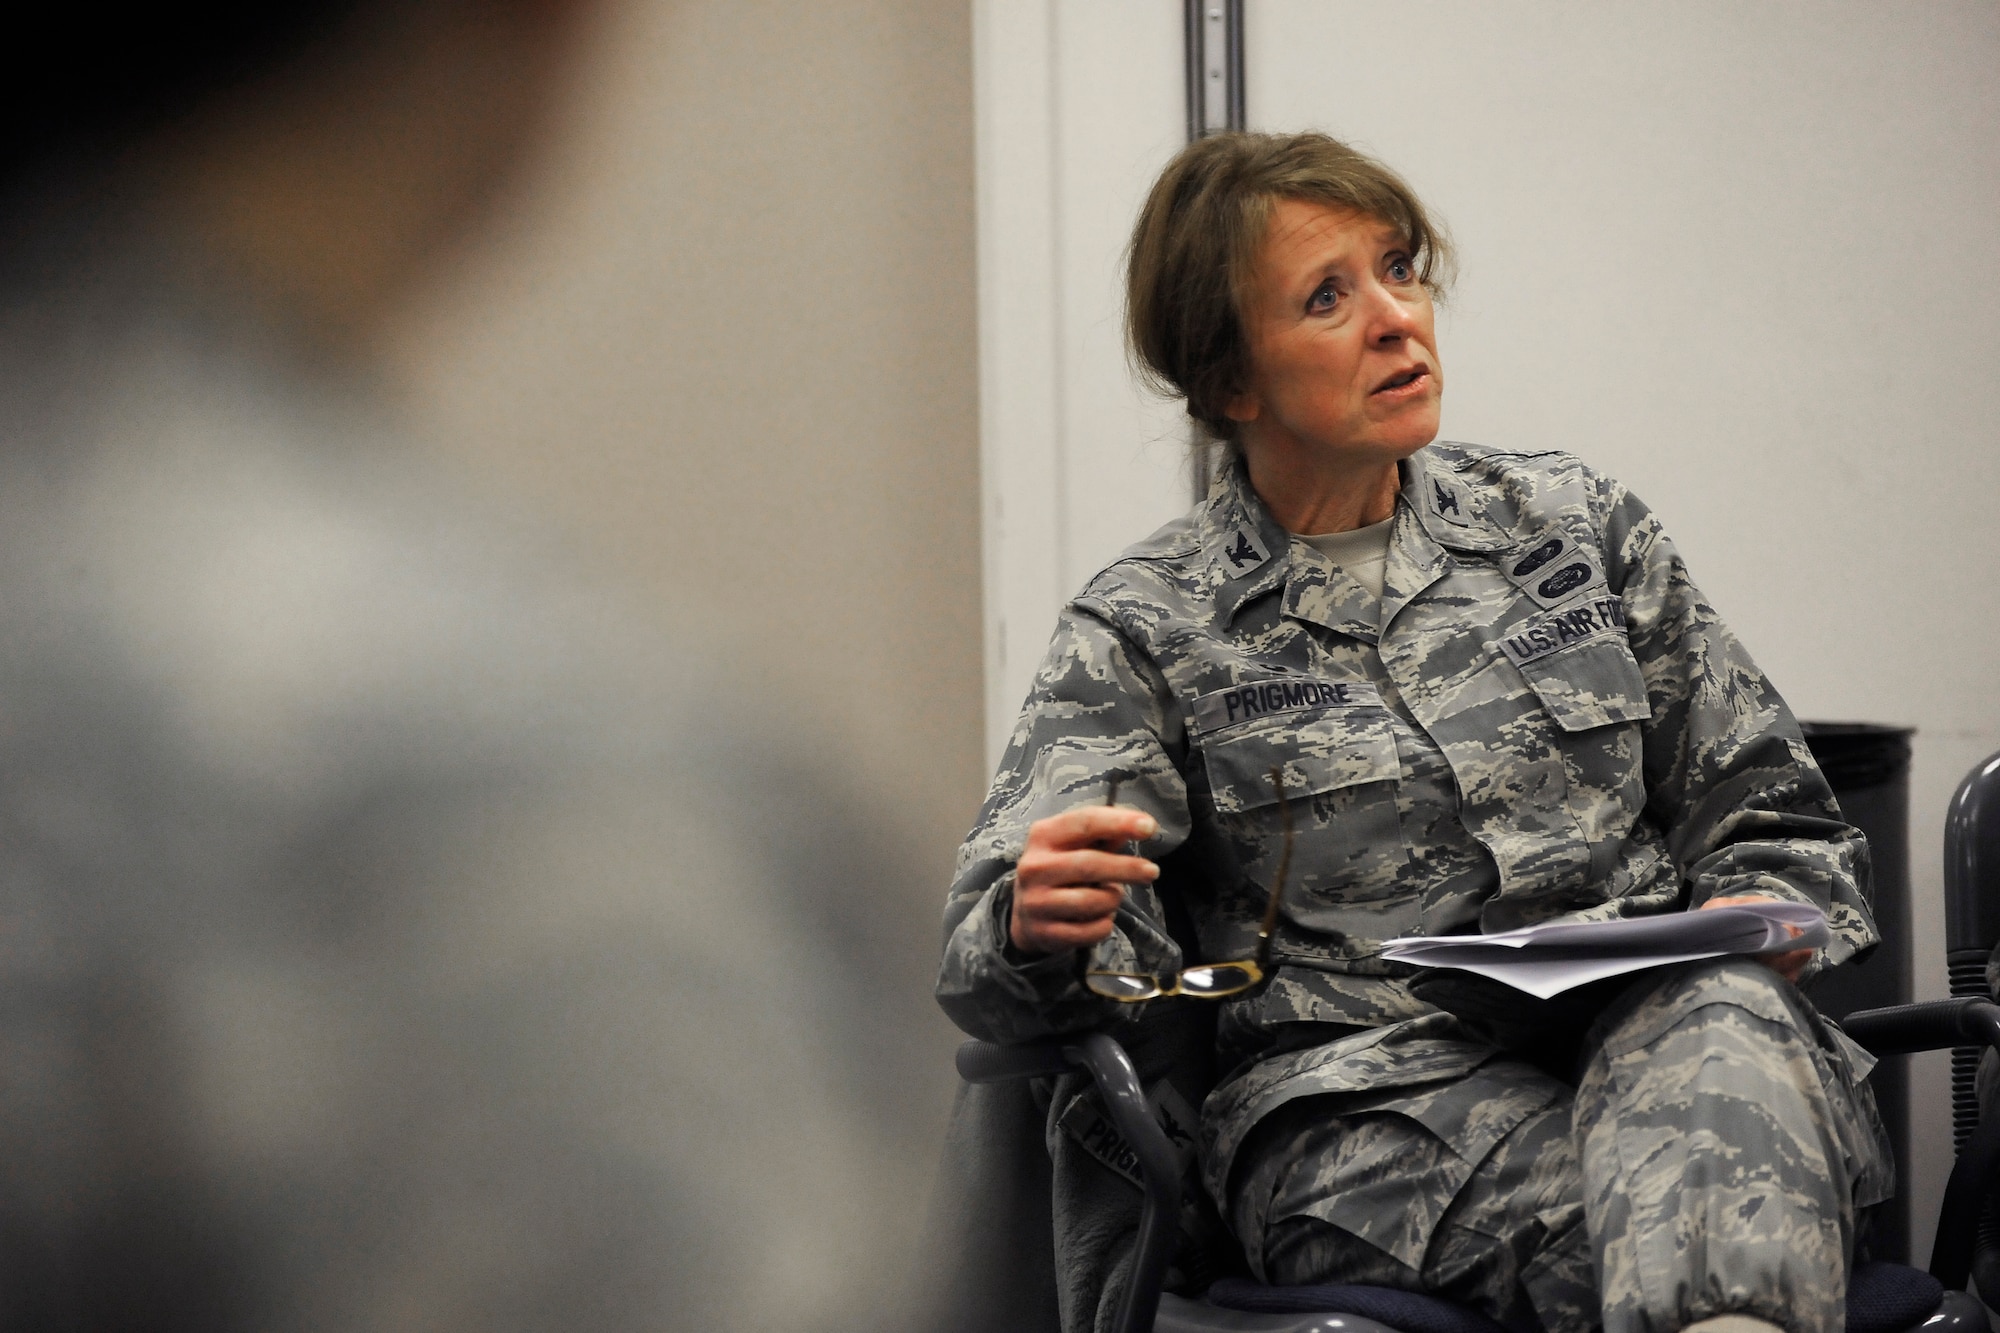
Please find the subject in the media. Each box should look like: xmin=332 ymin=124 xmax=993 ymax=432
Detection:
xmin=1193 ymin=677 xmax=1382 ymax=734
xmin=1058 ymin=1081 xmax=1199 ymax=1190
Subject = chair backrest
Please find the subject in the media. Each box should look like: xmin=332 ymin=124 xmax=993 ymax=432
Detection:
xmin=1945 ymin=750 xmax=2000 ymax=1146
xmin=1941 ymin=749 xmax=2000 ymax=1304
xmin=1945 ymin=751 xmax=2000 ymax=963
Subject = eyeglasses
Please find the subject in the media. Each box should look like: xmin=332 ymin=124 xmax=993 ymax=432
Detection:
xmin=1083 ymin=767 xmax=1293 ymax=1002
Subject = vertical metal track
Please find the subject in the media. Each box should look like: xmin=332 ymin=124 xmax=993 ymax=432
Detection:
xmin=1184 ymin=0 xmax=1245 ymax=140
xmin=1183 ymin=0 xmax=1245 ymax=501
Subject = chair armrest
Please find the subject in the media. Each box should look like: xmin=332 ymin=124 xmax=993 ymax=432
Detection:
xmin=1840 ymin=999 xmax=2000 ymax=1288
xmin=955 ymin=1036 xmax=1181 ymax=1333
xmin=1839 ymin=998 xmax=2000 ymax=1057
xmin=956 ymin=1038 xmax=1079 ymax=1082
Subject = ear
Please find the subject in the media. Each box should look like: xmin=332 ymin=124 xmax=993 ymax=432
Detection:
xmin=1222 ymin=384 xmax=1261 ymax=425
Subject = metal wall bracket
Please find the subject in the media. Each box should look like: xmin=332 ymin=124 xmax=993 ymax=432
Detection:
xmin=1183 ymin=1 xmax=1244 ymax=501
xmin=1185 ymin=0 xmax=1244 ymax=141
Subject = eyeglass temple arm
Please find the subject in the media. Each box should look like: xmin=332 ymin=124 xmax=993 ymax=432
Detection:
xmin=1253 ymin=766 xmax=1295 ymax=973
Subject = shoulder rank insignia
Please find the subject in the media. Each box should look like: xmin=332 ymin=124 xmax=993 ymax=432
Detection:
xmin=1216 ymin=526 xmax=1273 ymax=577
xmin=1428 ymin=475 xmax=1473 ymax=527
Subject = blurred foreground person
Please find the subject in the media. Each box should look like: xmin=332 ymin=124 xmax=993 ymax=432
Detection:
xmin=0 ymin=4 xmax=916 ymax=1329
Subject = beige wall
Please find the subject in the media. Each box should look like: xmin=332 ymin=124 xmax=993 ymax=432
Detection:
xmin=386 ymin=0 xmax=983 ymax=1172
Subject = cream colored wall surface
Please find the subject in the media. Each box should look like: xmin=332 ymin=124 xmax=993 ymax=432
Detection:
xmin=975 ymin=0 xmax=1190 ymax=766
xmin=385 ymin=0 xmax=981 ymax=1277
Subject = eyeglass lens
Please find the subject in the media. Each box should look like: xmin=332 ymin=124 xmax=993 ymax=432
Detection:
xmin=1083 ymin=962 xmax=1262 ymax=1001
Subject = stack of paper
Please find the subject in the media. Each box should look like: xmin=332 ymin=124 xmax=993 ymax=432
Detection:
xmin=1379 ymin=902 xmax=1827 ymax=999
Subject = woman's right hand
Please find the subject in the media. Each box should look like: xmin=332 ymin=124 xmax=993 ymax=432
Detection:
xmin=1009 ymin=804 xmax=1161 ymax=956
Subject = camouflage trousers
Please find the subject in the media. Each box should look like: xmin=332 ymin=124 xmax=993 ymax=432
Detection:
xmin=1227 ymin=959 xmax=1894 ymax=1333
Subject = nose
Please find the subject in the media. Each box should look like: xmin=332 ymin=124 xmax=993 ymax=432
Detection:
xmin=1362 ymin=281 xmax=1420 ymax=345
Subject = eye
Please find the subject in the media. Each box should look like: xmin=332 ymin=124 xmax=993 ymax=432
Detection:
xmin=1386 ymin=254 xmax=1416 ymax=284
xmin=1305 ymin=279 xmax=1339 ymax=315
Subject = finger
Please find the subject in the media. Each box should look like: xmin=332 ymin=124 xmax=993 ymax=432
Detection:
xmin=1017 ymin=883 xmax=1126 ymax=923
xmin=1017 ymin=847 xmax=1158 ymax=890
xmin=1011 ymin=884 xmax=1122 ymax=952
xmin=1015 ymin=915 xmax=1119 ymax=953
xmin=1030 ymin=805 xmax=1160 ymax=850
xmin=1756 ymin=947 xmax=1813 ymax=983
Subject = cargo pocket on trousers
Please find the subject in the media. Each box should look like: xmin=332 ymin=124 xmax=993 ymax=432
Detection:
xmin=1250 ymin=1059 xmax=1566 ymax=1275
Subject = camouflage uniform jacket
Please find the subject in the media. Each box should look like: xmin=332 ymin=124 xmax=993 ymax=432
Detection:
xmin=937 ymin=442 xmax=1876 ymax=1199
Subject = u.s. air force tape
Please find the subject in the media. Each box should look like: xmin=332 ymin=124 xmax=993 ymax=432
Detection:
xmin=1497 ymin=595 xmax=1629 ymax=667
xmin=1192 ymin=676 xmax=1382 ymax=734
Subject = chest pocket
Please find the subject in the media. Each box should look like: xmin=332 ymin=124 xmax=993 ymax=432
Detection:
xmin=1512 ymin=637 xmax=1651 ymax=732
xmin=1510 ymin=637 xmax=1651 ymax=857
xmin=1196 ymin=695 xmax=1412 ymax=938
xmin=1203 ymin=704 xmax=1398 ymax=811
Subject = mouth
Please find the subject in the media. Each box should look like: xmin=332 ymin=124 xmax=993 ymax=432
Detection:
xmin=1371 ymin=366 xmax=1430 ymax=396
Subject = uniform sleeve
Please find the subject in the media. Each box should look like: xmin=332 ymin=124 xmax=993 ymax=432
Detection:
xmin=1603 ymin=481 xmax=1878 ymax=971
xmin=935 ymin=596 xmax=1195 ymax=1044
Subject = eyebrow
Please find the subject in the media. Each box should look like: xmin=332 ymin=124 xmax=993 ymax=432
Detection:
xmin=1284 ymin=251 xmax=1354 ymax=303
xmin=1285 ymin=228 xmax=1412 ymax=297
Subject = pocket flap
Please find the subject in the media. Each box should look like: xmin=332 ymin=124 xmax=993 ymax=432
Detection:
xmin=1513 ymin=638 xmax=1651 ymax=732
xmin=1201 ymin=708 xmax=1399 ymax=814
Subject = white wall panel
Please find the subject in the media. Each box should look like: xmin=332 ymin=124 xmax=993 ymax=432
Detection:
xmin=974 ymin=0 xmax=1188 ymax=766
xmin=1246 ymin=0 xmax=2000 ymax=1266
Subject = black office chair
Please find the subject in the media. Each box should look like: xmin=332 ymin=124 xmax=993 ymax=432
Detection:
xmin=954 ymin=748 xmax=2000 ymax=1333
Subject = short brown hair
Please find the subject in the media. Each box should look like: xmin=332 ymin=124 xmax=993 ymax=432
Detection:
xmin=1125 ymin=131 xmax=1453 ymax=443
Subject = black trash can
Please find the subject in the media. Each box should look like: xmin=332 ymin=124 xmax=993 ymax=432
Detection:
xmin=1800 ymin=721 xmax=1916 ymax=1263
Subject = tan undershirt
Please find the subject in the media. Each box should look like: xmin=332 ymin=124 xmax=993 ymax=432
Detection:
xmin=1299 ymin=514 xmax=1394 ymax=600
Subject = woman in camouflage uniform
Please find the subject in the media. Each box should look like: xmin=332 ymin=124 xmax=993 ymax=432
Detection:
xmin=939 ymin=132 xmax=1891 ymax=1333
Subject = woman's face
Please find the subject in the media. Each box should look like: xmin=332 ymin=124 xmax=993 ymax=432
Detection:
xmin=1225 ymin=199 xmax=1442 ymax=471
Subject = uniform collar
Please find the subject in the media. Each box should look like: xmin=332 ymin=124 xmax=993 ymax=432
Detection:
xmin=1205 ymin=448 xmax=1503 ymax=640
xmin=1283 ymin=545 xmax=1381 ymax=644
xmin=1203 ymin=458 xmax=1295 ymax=626
xmin=1402 ymin=447 xmax=1511 ymax=554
